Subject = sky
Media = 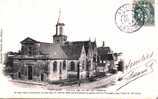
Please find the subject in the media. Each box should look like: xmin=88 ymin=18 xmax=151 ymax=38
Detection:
xmin=0 ymin=0 xmax=157 ymax=58
xmin=0 ymin=0 xmax=157 ymax=75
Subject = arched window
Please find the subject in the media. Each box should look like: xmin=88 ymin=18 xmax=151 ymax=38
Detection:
xmin=77 ymin=62 xmax=80 ymax=79
xmin=82 ymin=61 xmax=85 ymax=70
xmin=59 ymin=26 xmax=63 ymax=34
xmin=28 ymin=47 xmax=32 ymax=55
xmin=53 ymin=61 xmax=57 ymax=72
xmin=18 ymin=72 xmax=21 ymax=79
xmin=86 ymin=60 xmax=91 ymax=71
xmin=70 ymin=61 xmax=75 ymax=71
xmin=63 ymin=60 xmax=66 ymax=70
xmin=93 ymin=56 xmax=96 ymax=62
xmin=59 ymin=62 xmax=62 ymax=74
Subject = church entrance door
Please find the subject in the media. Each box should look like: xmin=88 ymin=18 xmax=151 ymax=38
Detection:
xmin=28 ymin=65 xmax=33 ymax=80
xmin=40 ymin=74 xmax=44 ymax=81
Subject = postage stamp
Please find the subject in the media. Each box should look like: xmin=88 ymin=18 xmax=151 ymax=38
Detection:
xmin=115 ymin=0 xmax=155 ymax=33
xmin=134 ymin=0 xmax=155 ymax=26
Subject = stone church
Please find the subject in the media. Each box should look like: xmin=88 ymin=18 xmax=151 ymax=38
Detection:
xmin=4 ymin=13 xmax=121 ymax=83
xmin=5 ymin=14 xmax=100 ymax=82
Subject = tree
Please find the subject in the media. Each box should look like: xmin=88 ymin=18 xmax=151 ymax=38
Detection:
xmin=117 ymin=59 xmax=124 ymax=72
xmin=3 ymin=52 xmax=15 ymax=77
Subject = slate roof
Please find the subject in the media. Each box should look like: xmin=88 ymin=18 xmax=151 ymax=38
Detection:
xmin=39 ymin=41 xmax=93 ymax=60
xmin=39 ymin=43 xmax=68 ymax=59
xmin=19 ymin=37 xmax=96 ymax=60
xmin=65 ymin=41 xmax=96 ymax=54
xmin=97 ymin=47 xmax=111 ymax=55
xmin=66 ymin=41 xmax=88 ymax=54
xmin=97 ymin=47 xmax=114 ymax=60
xmin=61 ymin=44 xmax=83 ymax=60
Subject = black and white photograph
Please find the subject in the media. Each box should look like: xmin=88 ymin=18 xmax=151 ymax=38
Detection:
xmin=0 ymin=0 xmax=158 ymax=98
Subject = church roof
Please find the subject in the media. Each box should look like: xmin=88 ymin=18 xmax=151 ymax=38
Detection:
xmin=97 ymin=47 xmax=111 ymax=55
xmin=19 ymin=37 xmax=96 ymax=60
xmin=20 ymin=37 xmax=39 ymax=44
xmin=39 ymin=43 xmax=68 ymax=59
xmin=39 ymin=40 xmax=95 ymax=60
xmin=61 ymin=44 xmax=83 ymax=60
xmin=97 ymin=47 xmax=114 ymax=60
xmin=65 ymin=41 xmax=96 ymax=55
xmin=39 ymin=41 xmax=97 ymax=60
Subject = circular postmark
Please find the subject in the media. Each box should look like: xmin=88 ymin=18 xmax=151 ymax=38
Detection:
xmin=115 ymin=3 xmax=145 ymax=33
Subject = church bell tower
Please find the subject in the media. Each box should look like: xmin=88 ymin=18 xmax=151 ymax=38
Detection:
xmin=53 ymin=10 xmax=67 ymax=44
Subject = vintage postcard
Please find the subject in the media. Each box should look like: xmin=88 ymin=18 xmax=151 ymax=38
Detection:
xmin=0 ymin=0 xmax=158 ymax=98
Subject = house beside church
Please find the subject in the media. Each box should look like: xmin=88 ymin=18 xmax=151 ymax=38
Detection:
xmin=4 ymin=14 xmax=122 ymax=83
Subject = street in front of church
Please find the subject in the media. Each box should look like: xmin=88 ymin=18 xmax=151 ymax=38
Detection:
xmin=10 ymin=73 xmax=118 ymax=90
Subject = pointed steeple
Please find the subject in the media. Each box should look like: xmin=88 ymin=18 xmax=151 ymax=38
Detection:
xmin=53 ymin=9 xmax=67 ymax=44
xmin=57 ymin=8 xmax=61 ymax=24
xmin=56 ymin=9 xmax=65 ymax=35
